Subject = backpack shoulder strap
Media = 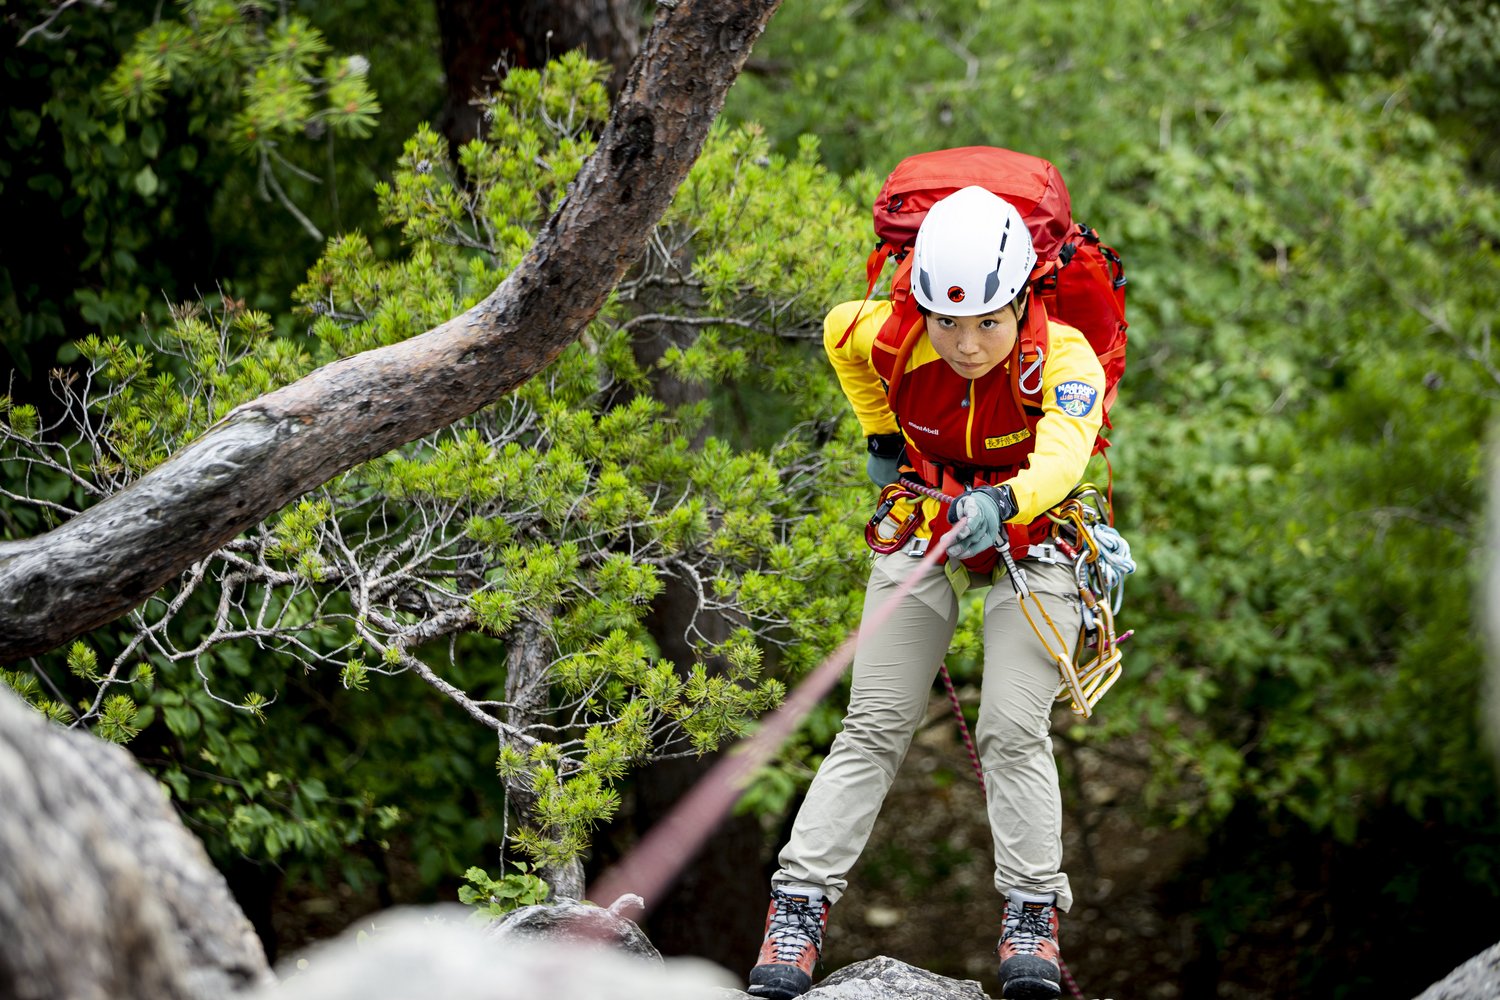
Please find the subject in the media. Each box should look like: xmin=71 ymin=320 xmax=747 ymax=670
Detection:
xmin=871 ymin=298 xmax=925 ymax=410
xmin=1012 ymin=302 xmax=1052 ymax=413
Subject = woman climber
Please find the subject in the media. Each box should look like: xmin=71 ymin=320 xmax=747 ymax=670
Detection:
xmin=747 ymin=183 xmax=1110 ymax=1000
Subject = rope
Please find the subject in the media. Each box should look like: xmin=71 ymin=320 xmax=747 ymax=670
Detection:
xmin=937 ymin=663 xmax=982 ymax=794
xmin=1059 ymin=957 xmax=1085 ymax=1000
xmin=1090 ymin=523 xmax=1135 ymax=614
xmin=900 ymin=475 xmax=950 ymax=504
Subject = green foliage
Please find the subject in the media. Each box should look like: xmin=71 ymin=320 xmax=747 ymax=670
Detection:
xmin=4 ymin=52 xmax=871 ymax=893
xmin=0 ymin=667 xmax=72 ymax=724
xmin=1 ymin=0 xmax=438 ymax=382
xmin=1256 ymin=0 xmax=1500 ymax=177
xmin=731 ymin=0 xmax=1500 ymax=988
xmin=96 ymin=693 xmax=143 ymax=743
xmin=457 ymin=863 xmax=550 ymax=919
xmin=95 ymin=3 xmax=380 ymax=235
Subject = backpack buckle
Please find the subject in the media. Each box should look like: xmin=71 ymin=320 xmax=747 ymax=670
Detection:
xmin=1101 ymin=246 xmax=1126 ymax=287
xmin=1025 ymin=541 xmax=1073 ymax=566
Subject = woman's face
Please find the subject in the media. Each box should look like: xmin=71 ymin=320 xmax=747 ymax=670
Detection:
xmin=925 ymin=303 xmax=1021 ymax=380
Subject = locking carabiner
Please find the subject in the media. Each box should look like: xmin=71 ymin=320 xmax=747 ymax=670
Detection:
xmin=864 ymin=483 xmax=926 ymax=555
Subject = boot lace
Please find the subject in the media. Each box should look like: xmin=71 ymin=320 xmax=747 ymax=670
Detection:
xmin=766 ymin=889 xmax=825 ymax=961
xmin=1002 ymin=902 xmax=1055 ymax=957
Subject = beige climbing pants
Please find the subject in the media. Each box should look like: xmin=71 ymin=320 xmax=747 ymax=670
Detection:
xmin=773 ymin=549 xmax=1079 ymax=912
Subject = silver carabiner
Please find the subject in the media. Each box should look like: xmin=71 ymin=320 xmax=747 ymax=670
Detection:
xmin=1018 ymin=347 xmax=1045 ymax=395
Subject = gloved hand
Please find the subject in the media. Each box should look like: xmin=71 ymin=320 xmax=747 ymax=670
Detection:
xmin=945 ymin=485 xmax=1018 ymax=560
xmin=866 ymin=433 xmax=904 ymax=487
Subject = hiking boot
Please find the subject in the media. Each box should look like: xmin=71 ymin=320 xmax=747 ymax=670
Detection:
xmin=997 ymin=890 xmax=1062 ymax=1000
xmin=747 ymin=886 xmax=830 ymax=999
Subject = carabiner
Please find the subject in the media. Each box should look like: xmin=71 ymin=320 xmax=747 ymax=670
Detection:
xmin=1018 ymin=347 xmax=1046 ymax=395
xmin=865 ymin=484 xmax=925 ymax=555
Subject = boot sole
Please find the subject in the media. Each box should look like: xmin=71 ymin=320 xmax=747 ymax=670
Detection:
xmin=747 ymin=965 xmax=813 ymax=1000
xmin=747 ymin=983 xmax=809 ymax=1000
xmin=1001 ymin=976 xmax=1061 ymax=999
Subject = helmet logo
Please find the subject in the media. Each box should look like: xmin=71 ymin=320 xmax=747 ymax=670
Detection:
xmin=947 ymin=285 xmax=966 ymax=303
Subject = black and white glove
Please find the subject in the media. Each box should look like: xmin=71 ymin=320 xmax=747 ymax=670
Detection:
xmin=945 ymin=485 xmax=1018 ymax=560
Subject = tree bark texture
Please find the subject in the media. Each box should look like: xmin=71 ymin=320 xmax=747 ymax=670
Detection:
xmin=0 ymin=0 xmax=783 ymax=665
xmin=0 ymin=686 xmax=272 ymax=1000
xmin=501 ymin=615 xmax=587 ymax=902
xmin=436 ymin=0 xmax=641 ymax=152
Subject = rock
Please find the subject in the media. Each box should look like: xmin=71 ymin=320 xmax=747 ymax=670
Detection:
xmin=709 ymin=956 xmax=993 ymax=1000
xmin=490 ymin=898 xmax=662 ymax=961
xmin=1413 ymin=941 xmax=1500 ymax=1000
xmin=808 ymin=956 xmax=992 ymax=1000
xmin=0 ymin=686 xmax=271 ymax=1000
xmin=257 ymin=905 xmax=734 ymax=1000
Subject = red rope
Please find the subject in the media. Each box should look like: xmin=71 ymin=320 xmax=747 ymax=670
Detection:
xmin=938 ymin=663 xmax=983 ymax=794
xmin=1059 ymin=956 xmax=1085 ymax=1000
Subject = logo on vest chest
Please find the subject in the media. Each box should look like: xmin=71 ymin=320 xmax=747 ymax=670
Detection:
xmin=984 ymin=428 xmax=1032 ymax=450
xmin=906 ymin=421 xmax=941 ymax=436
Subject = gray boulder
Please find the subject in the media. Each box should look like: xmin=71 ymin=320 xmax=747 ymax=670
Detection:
xmin=810 ymin=957 xmax=992 ymax=999
xmin=490 ymin=896 xmax=661 ymax=961
xmin=712 ymin=956 xmax=992 ymax=1000
xmin=0 ymin=686 xmax=271 ymax=1000
xmin=1413 ymin=942 xmax=1500 ymax=1000
xmin=255 ymin=905 xmax=732 ymax=1000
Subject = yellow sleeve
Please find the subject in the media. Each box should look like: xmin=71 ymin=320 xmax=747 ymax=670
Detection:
xmin=823 ymin=301 xmax=900 ymax=436
xmin=1006 ymin=322 xmax=1106 ymax=522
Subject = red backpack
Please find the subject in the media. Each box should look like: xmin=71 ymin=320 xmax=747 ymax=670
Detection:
xmin=839 ymin=146 xmax=1128 ymax=440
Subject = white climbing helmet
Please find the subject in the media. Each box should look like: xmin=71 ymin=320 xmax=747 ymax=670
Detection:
xmin=911 ymin=185 xmax=1037 ymax=317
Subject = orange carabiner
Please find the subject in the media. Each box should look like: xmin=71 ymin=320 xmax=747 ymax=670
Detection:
xmin=865 ymin=483 xmax=925 ymax=554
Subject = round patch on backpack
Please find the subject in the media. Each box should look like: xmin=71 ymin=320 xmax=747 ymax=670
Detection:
xmin=1054 ymin=381 xmax=1098 ymax=417
xmin=947 ymin=285 xmax=966 ymax=303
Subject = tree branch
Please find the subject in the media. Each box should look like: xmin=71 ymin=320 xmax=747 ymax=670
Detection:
xmin=0 ymin=0 xmax=783 ymax=664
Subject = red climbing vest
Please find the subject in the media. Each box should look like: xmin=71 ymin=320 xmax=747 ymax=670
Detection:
xmin=869 ymin=301 xmax=1064 ymax=567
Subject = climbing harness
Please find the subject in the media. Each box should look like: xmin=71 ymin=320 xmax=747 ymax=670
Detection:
xmin=899 ymin=477 xmax=1134 ymax=720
